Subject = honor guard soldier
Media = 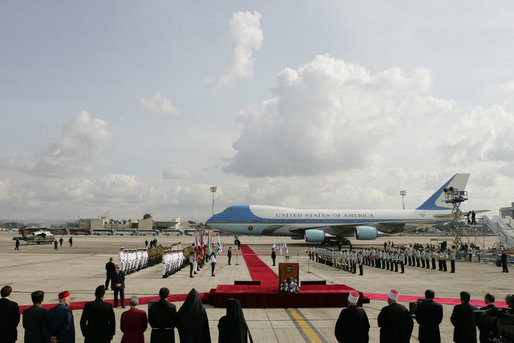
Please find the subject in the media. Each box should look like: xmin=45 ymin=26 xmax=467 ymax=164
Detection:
xmin=118 ymin=248 xmax=126 ymax=273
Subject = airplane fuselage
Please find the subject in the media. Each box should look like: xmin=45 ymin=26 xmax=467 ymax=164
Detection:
xmin=207 ymin=205 xmax=449 ymax=237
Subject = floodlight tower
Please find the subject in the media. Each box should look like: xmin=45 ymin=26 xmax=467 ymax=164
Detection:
xmin=210 ymin=186 xmax=217 ymax=216
xmin=400 ymin=190 xmax=407 ymax=210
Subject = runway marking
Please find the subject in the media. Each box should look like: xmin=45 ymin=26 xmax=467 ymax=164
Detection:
xmin=286 ymin=308 xmax=327 ymax=343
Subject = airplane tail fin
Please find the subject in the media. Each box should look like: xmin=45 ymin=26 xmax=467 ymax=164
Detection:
xmin=416 ymin=173 xmax=470 ymax=210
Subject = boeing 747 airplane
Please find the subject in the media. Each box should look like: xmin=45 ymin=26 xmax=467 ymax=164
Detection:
xmin=206 ymin=173 xmax=470 ymax=245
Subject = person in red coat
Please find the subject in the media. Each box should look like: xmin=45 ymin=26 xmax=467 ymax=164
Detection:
xmin=121 ymin=296 xmax=148 ymax=343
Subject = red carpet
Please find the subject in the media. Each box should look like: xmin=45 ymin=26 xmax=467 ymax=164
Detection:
xmin=30 ymin=245 xmax=509 ymax=312
xmin=18 ymin=293 xmax=194 ymax=313
xmin=204 ymin=245 xmax=370 ymax=308
xmin=239 ymin=244 xmax=278 ymax=289
xmin=363 ymin=293 xmax=508 ymax=308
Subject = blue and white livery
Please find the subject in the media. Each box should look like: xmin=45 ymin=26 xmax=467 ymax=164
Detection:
xmin=206 ymin=174 xmax=469 ymax=244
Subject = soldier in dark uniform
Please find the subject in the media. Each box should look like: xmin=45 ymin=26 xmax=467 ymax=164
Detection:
xmin=105 ymin=257 xmax=115 ymax=291
xmin=148 ymin=287 xmax=177 ymax=343
xmin=377 ymin=289 xmax=413 ymax=343
xmin=0 ymin=285 xmax=20 ymax=343
xmin=335 ymin=291 xmax=369 ymax=343
xmin=415 ymin=289 xmax=443 ymax=343
xmin=450 ymin=291 xmax=478 ymax=343
xmin=501 ymin=250 xmax=509 ymax=272
xmin=14 ymin=238 xmax=20 ymax=251
xmin=23 ymin=290 xmax=48 ymax=343
xmin=271 ymin=248 xmax=276 ymax=266
xmin=44 ymin=291 xmax=75 ymax=343
xmin=80 ymin=285 xmax=115 ymax=343
xmin=227 ymin=247 xmax=232 ymax=265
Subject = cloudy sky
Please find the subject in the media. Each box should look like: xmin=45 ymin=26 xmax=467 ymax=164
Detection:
xmin=1 ymin=1 xmax=514 ymax=223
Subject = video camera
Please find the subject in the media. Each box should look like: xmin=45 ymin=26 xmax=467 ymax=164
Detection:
xmin=409 ymin=298 xmax=426 ymax=318
xmin=496 ymin=308 xmax=514 ymax=343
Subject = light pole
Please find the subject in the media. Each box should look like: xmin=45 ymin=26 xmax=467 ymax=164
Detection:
xmin=210 ymin=186 xmax=217 ymax=216
xmin=400 ymin=190 xmax=407 ymax=210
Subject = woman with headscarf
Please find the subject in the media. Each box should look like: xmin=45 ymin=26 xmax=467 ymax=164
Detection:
xmin=177 ymin=288 xmax=211 ymax=343
xmin=218 ymin=298 xmax=253 ymax=343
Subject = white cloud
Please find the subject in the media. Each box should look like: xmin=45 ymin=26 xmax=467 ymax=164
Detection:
xmin=438 ymin=105 xmax=514 ymax=173
xmin=94 ymin=174 xmax=141 ymax=199
xmin=499 ymin=80 xmax=514 ymax=94
xmin=141 ymin=92 xmax=179 ymax=116
xmin=208 ymin=11 xmax=263 ymax=89
xmin=0 ymin=180 xmax=10 ymax=200
xmin=31 ymin=111 xmax=112 ymax=178
xmin=163 ymin=165 xmax=193 ymax=180
xmin=224 ymin=55 xmax=453 ymax=177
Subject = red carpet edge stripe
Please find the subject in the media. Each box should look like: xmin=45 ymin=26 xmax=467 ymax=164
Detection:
xmin=363 ymin=293 xmax=507 ymax=308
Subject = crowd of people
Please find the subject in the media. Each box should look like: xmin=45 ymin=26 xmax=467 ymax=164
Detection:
xmin=335 ymin=288 xmax=514 ymax=343
xmin=0 ymin=285 xmax=253 ymax=343
xmin=2 ymin=283 xmax=513 ymax=343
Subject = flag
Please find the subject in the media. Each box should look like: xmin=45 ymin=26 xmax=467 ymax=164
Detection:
xmin=285 ymin=242 xmax=288 ymax=254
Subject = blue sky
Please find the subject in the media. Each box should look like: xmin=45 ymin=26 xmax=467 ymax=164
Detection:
xmin=1 ymin=1 xmax=514 ymax=222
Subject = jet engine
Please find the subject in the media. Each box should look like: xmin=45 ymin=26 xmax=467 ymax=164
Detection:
xmin=354 ymin=226 xmax=378 ymax=240
xmin=304 ymin=229 xmax=326 ymax=242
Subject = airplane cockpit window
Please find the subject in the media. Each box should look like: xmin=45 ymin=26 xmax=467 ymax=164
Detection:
xmin=224 ymin=207 xmax=232 ymax=212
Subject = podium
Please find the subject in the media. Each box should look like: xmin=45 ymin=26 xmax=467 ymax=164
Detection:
xmin=278 ymin=262 xmax=299 ymax=289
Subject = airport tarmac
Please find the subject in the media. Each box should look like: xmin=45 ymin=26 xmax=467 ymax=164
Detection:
xmin=1 ymin=232 xmax=510 ymax=343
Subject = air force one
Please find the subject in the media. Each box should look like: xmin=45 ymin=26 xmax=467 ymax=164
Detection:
xmin=206 ymin=173 xmax=470 ymax=245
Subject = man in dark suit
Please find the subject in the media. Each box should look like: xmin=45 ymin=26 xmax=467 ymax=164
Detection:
xmin=105 ymin=257 xmax=116 ymax=290
xmin=113 ymin=264 xmax=126 ymax=308
xmin=80 ymin=285 xmax=115 ymax=343
xmin=335 ymin=291 xmax=369 ymax=343
xmin=501 ymin=250 xmax=509 ymax=272
xmin=148 ymin=287 xmax=177 ymax=343
xmin=415 ymin=289 xmax=443 ymax=343
xmin=44 ymin=290 xmax=75 ymax=343
xmin=271 ymin=247 xmax=276 ymax=266
xmin=377 ymin=289 xmax=413 ymax=343
xmin=477 ymin=293 xmax=499 ymax=343
xmin=450 ymin=291 xmax=478 ymax=343
xmin=0 ymin=285 xmax=20 ymax=343
xmin=23 ymin=290 xmax=48 ymax=343
xmin=227 ymin=247 xmax=232 ymax=265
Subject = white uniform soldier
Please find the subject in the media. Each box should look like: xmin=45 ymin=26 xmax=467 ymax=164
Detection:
xmin=162 ymin=251 xmax=167 ymax=278
xmin=119 ymin=248 xmax=126 ymax=272
xmin=136 ymin=249 xmax=142 ymax=270
xmin=143 ymin=249 xmax=148 ymax=268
